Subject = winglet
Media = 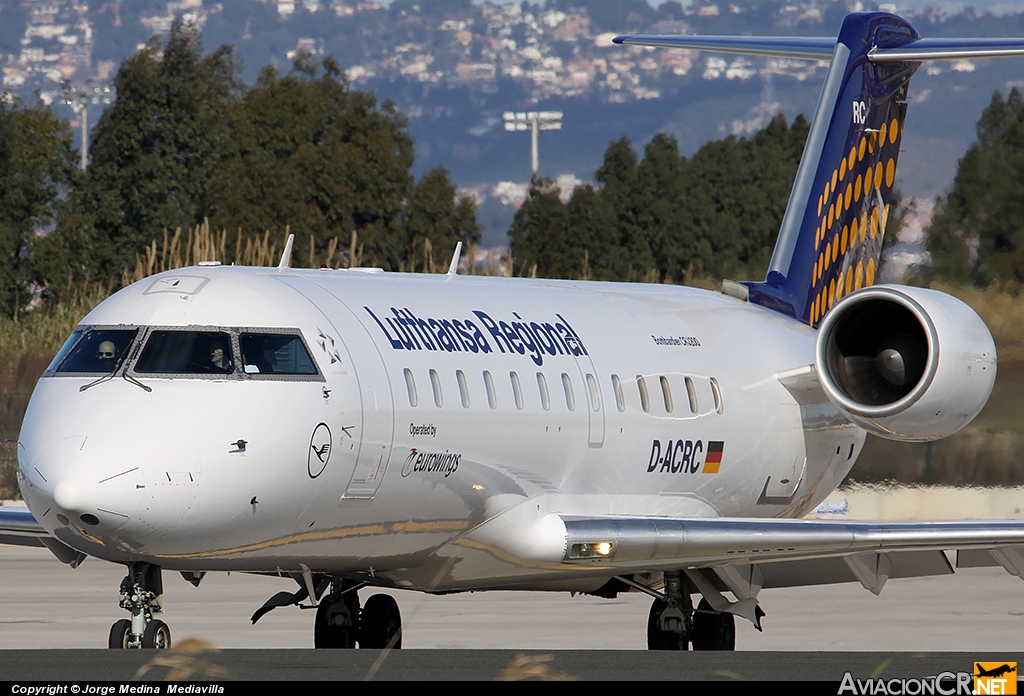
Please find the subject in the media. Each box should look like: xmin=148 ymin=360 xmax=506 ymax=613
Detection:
xmin=447 ymin=241 xmax=463 ymax=276
xmin=277 ymin=234 xmax=295 ymax=271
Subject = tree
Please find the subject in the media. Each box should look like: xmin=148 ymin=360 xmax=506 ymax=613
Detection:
xmin=0 ymin=97 xmax=76 ymax=316
xmin=511 ymin=115 xmax=810 ymax=284
xmin=509 ymin=179 xmax=569 ymax=278
xmin=207 ymin=55 xmax=417 ymax=269
xmin=682 ymin=113 xmax=809 ymax=280
xmin=400 ymin=165 xmax=481 ymax=271
xmin=927 ymin=88 xmax=1024 ymax=285
xmin=48 ymin=20 xmax=239 ymax=285
xmin=44 ymin=25 xmax=476 ymax=284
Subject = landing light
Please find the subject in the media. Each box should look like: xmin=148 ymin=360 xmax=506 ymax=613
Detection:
xmin=569 ymin=541 xmax=613 ymax=559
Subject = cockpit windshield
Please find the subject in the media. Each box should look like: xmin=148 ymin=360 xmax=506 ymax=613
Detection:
xmin=135 ymin=331 xmax=234 ymax=375
xmin=55 ymin=328 xmax=139 ymax=373
xmin=239 ymin=333 xmax=318 ymax=375
xmin=47 ymin=325 xmax=321 ymax=382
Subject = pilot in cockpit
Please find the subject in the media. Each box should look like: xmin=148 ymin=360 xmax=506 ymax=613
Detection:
xmin=96 ymin=340 xmax=117 ymax=364
xmin=208 ymin=337 xmax=232 ymax=373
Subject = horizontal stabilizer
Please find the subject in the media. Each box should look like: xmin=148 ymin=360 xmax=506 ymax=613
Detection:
xmin=611 ymin=34 xmax=835 ymax=61
xmin=869 ymin=37 xmax=1024 ymax=62
xmin=612 ymin=33 xmax=1024 ymax=65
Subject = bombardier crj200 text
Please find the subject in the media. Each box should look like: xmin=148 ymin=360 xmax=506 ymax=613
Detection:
xmin=4 ymin=12 xmax=1024 ymax=651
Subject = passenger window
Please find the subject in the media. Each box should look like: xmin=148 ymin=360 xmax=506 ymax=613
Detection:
xmin=611 ymin=374 xmax=625 ymax=412
xmin=55 ymin=328 xmax=138 ymax=373
xmin=239 ymin=333 xmax=317 ymax=375
xmin=404 ymin=368 xmax=418 ymax=407
xmin=637 ymin=375 xmax=650 ymax=413
xmin=136 ymin=330 xmax=233 ymax=374
xmin=510 ymin=372 xmax=524 ymax=410
xmin=710 ymin=377 xmax=724 ymax=415
xmin=586 ymin=373 xmax=601 ymax=412
xmin=483 ymin=371 xmax=497 ymax=409
xmin=660 ymin=375 xmax=673 ymax=413
xmin=685 ymin=376 xmax=698 ymax=414
xmin=561 ymin=373 xmax=575 ymax=411
xmin=457 ymin=370 xmax=470 ymax=408
xmin=430 ymin=369 xmax=443 ymax=407
xmin=537 ymin=372 xmax=550 ymax=411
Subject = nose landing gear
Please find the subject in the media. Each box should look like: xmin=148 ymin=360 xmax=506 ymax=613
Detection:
xmin=108 ymin=563 xmax=170 ymax=649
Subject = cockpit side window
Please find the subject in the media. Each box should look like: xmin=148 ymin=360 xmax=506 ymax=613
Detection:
xmin=55 ymin=328 xmax=139 ymax=374
xmin=239 ymin=333 xmax=318 ymax=375
xmin=135 ymin=331 xmax=234 ymax=374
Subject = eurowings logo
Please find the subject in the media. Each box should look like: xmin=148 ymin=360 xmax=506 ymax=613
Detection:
xmin=401 ymin=448 xmax=461 ymax=478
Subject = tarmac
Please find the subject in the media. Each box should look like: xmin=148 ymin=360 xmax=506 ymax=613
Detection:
xmin=2 ymin=544 xmax=1024 ymax=679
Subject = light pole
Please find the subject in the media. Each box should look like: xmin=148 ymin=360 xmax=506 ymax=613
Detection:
xmin=503 ymin=110 xmax=563 ymax=178
xmin=60 ymin=80 xmax=113 ymax=171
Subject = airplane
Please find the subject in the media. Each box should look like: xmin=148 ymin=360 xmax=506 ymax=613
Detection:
xmin=3 ymin=10 xmax=1024 ymax=652
xmin=976 ymin=664 xmax=1017 ymax=679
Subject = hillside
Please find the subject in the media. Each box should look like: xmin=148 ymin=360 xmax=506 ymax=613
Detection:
xmin=5 ymin=0 xmax=1024 ymax=245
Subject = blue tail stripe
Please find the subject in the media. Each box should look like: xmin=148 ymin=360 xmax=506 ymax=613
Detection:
xmin=744 ymin=12 xmax=918 ymax=326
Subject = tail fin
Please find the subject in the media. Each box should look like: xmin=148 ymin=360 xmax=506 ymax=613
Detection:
xmin=614 ymin=13 xmax=1024 ymax=326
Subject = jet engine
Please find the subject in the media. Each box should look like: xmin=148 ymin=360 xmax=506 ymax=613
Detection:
xmin=815 ymin=285 xmax=996 ymax=441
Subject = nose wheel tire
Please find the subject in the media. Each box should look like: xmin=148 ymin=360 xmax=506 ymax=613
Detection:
xmin=108 ymin=619 xmax=132 ymax=649
xmin=359 ymin=594 xmax=402 ymax=649
xmin=142 ymin=619 xmax=171 ymax=649
xmin=647 ymin=599 xmax=689 ymax=651
xmin=691 ymin=598 xmax=735 ymax=651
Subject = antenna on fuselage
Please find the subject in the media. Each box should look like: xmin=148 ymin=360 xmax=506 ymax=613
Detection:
xmin=277 ymin=234 xmax=295 ymax=271
xmin=446 ymin=241 xmax=463 ymax=277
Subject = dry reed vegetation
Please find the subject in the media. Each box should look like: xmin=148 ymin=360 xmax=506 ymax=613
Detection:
xmin=0 ymin=283 xmax=111 ymax=497
xmin=121 ymin=220 xmax=365 ymax=286
xmin=929 ymin=281 xmax=1024 ymax=361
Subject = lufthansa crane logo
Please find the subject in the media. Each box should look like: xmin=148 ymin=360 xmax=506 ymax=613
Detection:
xmin=308 ymin=422 xmax=332 ymax=479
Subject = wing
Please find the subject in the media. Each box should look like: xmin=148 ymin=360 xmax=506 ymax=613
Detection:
xmin=551 ymin=516 xmax=1024 ymax=626
xmin=561 ymin=516 xmax=1024 ymax=574
xmin=560 ymin=516 xmax=1024 ymax=586
xmin=0 ymin=504 xmax=47 ymax=547
xmin=0 ymin=505 xmax=87 ymax=567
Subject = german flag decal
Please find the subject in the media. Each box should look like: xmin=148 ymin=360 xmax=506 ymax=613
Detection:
xmin=704 ymin=441 xmax=724 ymax=474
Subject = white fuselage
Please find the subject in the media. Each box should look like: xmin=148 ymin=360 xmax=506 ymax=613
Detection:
xmin=17 ymin=266 xmax=864 ymax=592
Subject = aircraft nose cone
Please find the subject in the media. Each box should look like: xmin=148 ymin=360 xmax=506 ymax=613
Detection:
xmin=53 ymin=478 xmax=90 ymax=513
xmin=28 ymin=435 xmax=145 ymax=533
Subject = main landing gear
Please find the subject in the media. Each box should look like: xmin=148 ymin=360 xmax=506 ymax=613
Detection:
xmin=645 ymin=570 xmax=736 ymax=651
xmin=314 ymin=578 xmax=403 ymax=650
xmin=108 ymin=563 xmax=171 ymax=649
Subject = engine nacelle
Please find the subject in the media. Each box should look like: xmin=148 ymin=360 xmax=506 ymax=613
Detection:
xmin=815 ymin=285 xmax=996 ymax=441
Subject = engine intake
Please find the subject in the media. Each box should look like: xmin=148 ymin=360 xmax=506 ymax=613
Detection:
xmin=815 ymin=285 xmax=996 ymax=441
